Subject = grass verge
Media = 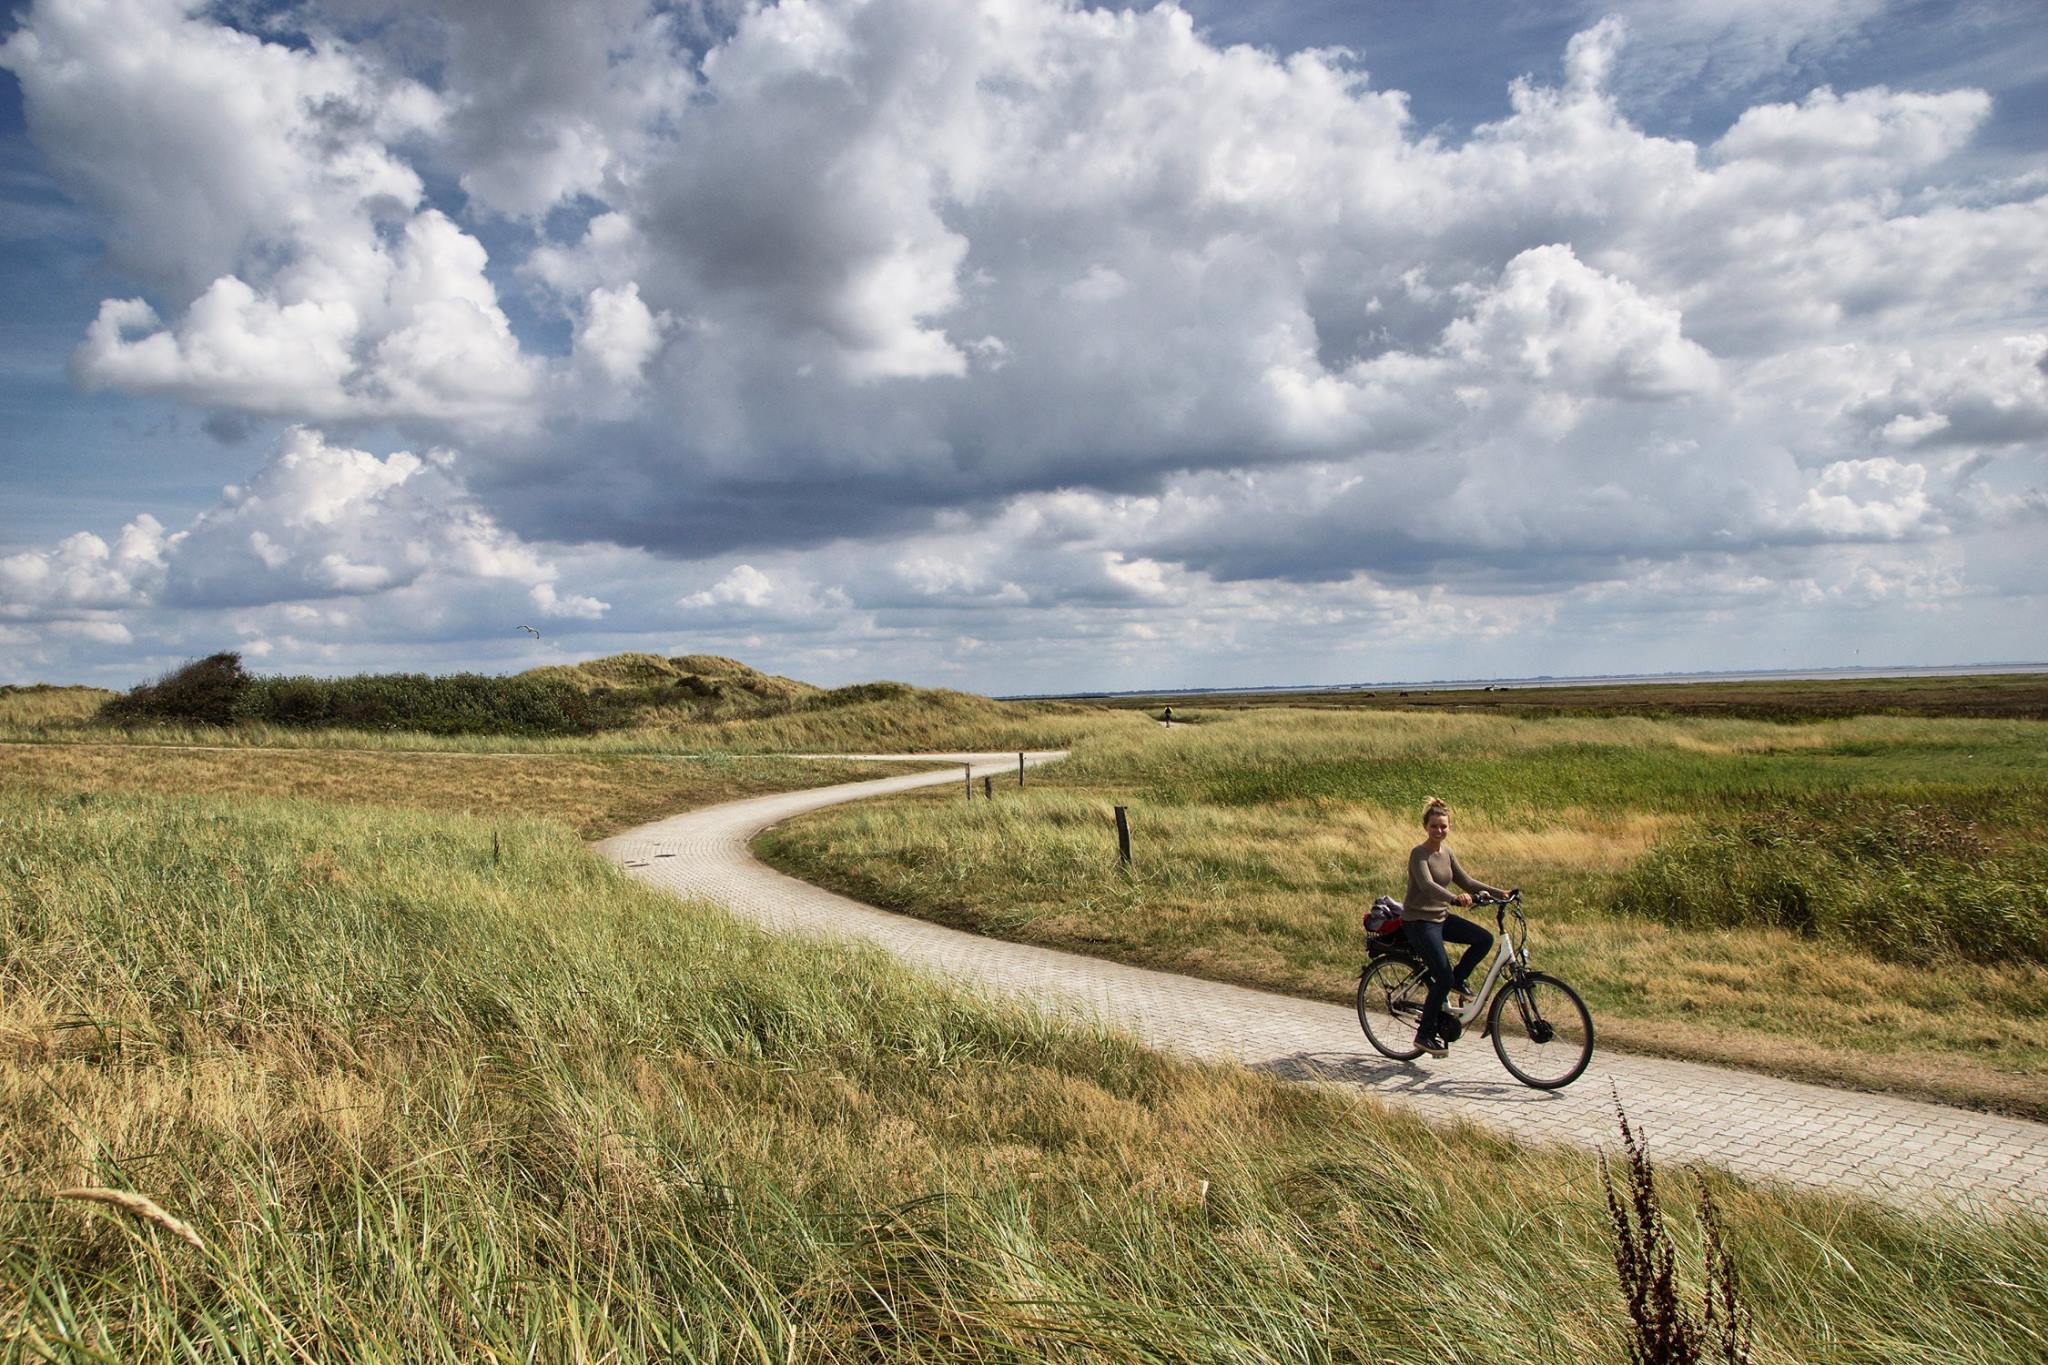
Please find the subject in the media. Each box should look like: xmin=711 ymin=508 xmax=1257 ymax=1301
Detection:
xmin=757 ymin=708 xmax=2048 ymax=1117
xmin=4 ymin=786 xmax=2042 ymax=1360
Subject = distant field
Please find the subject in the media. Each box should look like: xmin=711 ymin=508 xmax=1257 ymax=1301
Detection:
xmin=1087 ymin=671 xmax=2048 ymax=721
xmin=760 ymin=706 xmax=2048 ymax=1117
xmin=6 ymin=782 xmax=2039 ymax=1360
xmin=0 ymin=743 xmax=913 ymax=839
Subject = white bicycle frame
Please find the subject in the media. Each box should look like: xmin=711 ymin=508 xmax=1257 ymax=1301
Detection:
xmin=1413 ymin=898 xmax=1527 ymax=1028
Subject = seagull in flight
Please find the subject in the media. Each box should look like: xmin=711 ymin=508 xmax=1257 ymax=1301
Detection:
xmin=517 ymin=624 xmax=541 ymax=639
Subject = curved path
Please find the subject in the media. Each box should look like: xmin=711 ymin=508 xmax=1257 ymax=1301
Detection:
xmin=598 ymin=753 xmax=2048 ymax=1216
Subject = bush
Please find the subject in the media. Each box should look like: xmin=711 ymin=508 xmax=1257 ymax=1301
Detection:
xmin=98 ymin=652 xmax=251 ymax=726
xmin=241 ymin=672 xmax=608 ymax=736
xmin=97 ymin=654 xmax=611 ymax=736
xmin=1612 ymin=791 xmax=2048 ymax=966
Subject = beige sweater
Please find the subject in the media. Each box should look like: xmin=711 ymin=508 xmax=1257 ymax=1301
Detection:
xmin=1404 ymin=843 xmax=1502 ymax=923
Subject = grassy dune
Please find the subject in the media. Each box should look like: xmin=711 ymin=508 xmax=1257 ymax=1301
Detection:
xmin=759 ymin=708 xmax=2048 ymax=1116
xmin=5 ymin=786 xmax=2042 ymax=1361
xmin=0 ymin=685 xmax=111 ymax=727
xmin=2 ymin=682 xmax=1124 ymax=757
xmin=13 ymin=650 xmax=1126 ymax=753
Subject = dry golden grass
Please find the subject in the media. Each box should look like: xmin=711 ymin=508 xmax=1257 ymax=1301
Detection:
xmin=0 ymin=741 xmax=909 ymax=839
xmin=0 ymin=684 xmax=111 ymax=727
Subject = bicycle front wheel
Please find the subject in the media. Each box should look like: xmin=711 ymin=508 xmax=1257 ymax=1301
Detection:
xmin=1488 ymin=971 xmax=1594 ymax=1089
xmin=1356 ymin=954 xmax=1428 ymax=1061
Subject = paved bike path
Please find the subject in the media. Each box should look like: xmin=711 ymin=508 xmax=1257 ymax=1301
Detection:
xmin=598 ymin=753 xmax=2048 ymax=1216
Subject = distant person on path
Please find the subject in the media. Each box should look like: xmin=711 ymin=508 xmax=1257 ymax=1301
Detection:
xmin=1161 ymin=705 xmax=1174 ymax=725
xmin=1403 ymin=797 xmax=1505 ymax=1057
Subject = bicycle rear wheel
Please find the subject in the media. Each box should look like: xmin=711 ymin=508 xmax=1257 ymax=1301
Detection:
xmin=1357 ymin=954 xmax=1428 ymax=1061
xmin=1488 ymin=971 xmax=1594 ymax=1089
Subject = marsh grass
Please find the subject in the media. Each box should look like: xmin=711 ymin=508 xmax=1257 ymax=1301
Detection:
xmin=4 ymin=787 xmax=2042 ymax=1361
xmin=0 ymin=742 xmax=912 ymax=839
xmin=1099 ymin=671 xmax=2048 ymax=721
xmin=759 ymin=708 xmax=2048 ymax=1115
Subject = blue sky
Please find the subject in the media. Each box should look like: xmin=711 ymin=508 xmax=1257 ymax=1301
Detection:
xmin=1 ymin=0 xmax=2043 ymax=690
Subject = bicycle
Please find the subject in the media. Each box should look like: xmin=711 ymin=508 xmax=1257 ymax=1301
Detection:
xmin=1354 ymin=891 xmax=1594 ymax=1089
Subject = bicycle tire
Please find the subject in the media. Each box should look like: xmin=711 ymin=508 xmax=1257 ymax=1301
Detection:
xmin=1356 ymin=954 xmax=1428 ymax=1061
xmin=1488 ymin=970 xmax=1594 ymax=1089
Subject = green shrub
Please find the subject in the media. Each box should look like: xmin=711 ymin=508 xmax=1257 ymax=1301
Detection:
xmin=1612 ymin=791 xmax=2048 ymax=966
xmin=97 ymin=655 xmax=616 ymax=736
xmin=98 ymin=652 xmax=251 ymax=726
xmin=241 ymin=671 xmax=608 ymax=736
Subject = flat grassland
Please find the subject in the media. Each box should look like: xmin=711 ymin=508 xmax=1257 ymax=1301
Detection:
xmin=0 ymin=742 xmax=913 ymax=839
xmin=759 ymin=705 xmax=2048 ymax=1118
xmin=5 ymin=774 xmax=2041 ymax=1360
xmin=1093 ymin=670 xmax=2048 ymax=720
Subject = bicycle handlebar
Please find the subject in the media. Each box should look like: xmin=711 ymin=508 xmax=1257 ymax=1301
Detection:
xmin=1473 ymin=889 xmax=1524 ymax=932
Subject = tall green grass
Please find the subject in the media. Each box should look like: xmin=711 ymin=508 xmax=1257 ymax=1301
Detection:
xmin=1055 ymin=711 xmax=2047 ymax=811
xmin=1615 ymin=790 xmax=2048 ymax=965
xmin=5 ymin=787 xmax=2043 ymax=1360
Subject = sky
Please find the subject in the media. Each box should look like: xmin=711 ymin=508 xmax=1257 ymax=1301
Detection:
xmin=1 ymin=0 xmax=2043 ymax=693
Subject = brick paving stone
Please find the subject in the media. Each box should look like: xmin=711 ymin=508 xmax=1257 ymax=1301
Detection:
xmin=596 ymin=752 xmax=2048 ymax=1218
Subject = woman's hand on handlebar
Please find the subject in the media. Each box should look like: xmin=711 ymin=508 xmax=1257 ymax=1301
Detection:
xmin=1456 ymin=892 xmax=1474 ymax=907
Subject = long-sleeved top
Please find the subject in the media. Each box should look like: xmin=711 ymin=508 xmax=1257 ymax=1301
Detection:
xmin=1403 ymin=843 xmax=1503 ymax=923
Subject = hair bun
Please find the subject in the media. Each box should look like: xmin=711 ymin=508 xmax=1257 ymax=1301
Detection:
xmin=1422 ymin=795 xmax=1450 ymax=825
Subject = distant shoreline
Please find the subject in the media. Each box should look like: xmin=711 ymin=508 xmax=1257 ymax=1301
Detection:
xmin=1001 ymin=662 xmax=2048 ymax=703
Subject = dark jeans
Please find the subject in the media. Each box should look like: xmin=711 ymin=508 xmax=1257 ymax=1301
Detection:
xmin=1402 ymin=913 xmax=1494 ymax=1040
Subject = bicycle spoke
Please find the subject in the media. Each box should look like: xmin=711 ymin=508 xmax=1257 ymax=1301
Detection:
xmin=1490 ymin=973 xmax=1593 ymax=1088
xmin=1356 ymin=956 xmax=1428 ymax=1061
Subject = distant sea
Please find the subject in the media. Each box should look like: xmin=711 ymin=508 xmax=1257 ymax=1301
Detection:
xmin=1001 ymin=662 xmax=2048 ymax=703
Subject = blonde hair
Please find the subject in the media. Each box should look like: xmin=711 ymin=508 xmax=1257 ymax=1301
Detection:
xmin=1422 ymin=797 xmax=1451 ymax=827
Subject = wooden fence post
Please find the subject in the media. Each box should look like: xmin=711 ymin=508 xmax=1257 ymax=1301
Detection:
xmin=965 ymin=763 xmax=973 ymax=801
xmin=1018 ymin=752 xmax=1026 ymax=786
xmin=983 ymin=774 xmax=993 ymax=800
xmin=1114 ymin=805 xmax=1132 ymax=866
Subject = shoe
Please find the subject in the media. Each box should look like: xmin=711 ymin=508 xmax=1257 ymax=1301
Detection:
xmin=1414 ymin=1033 xmax=1450 ymax=1058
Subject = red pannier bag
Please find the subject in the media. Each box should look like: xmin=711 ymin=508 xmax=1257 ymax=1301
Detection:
xmin=1364 ymin=896 xmax=1407 ymax=957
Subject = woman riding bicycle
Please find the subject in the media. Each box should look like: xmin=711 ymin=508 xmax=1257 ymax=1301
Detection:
xmin=1404 ymin=797 xmax=1504 ymax=1057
